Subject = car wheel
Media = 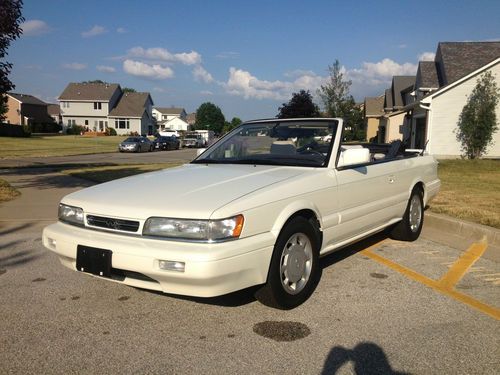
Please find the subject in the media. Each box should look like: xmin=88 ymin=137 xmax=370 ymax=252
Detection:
xmin=390 ymin=187 xmax=424 ymax=241
xmin=149 ymin=145 xmax=153 ymax=152
xmin=256 ymin=217 xmax=321 ymax=309
xmin=176 ymin=144 xmax=180 ymax=150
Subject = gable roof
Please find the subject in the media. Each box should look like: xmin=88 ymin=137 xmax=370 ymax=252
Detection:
xmin=384 ymin=88 xmax=393 ymax=110
xmin=364 ymin=96 xmax=384 ymax=117
xmin=109 ymin=92 xmax=152 ymax=118
xmin=436 ymin=41 xmax=500 ymax=85
xmin=416 ymin=61 xmax=440 ymax=89
xmin=154 ymin=107 xmax=185 ymax=115
xmin=59 ymin=82 xmax=121 ymax=101
xmin=391 ymin=76 xmax=415 ymax=108
xmin=47 ymin=104 xmax=60 ymax=115
xmin=8 ymin=93 xmax=47 ymax=105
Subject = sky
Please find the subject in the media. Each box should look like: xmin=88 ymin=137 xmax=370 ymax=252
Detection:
xmin=7 ymin=0 xmax=500 ymax=120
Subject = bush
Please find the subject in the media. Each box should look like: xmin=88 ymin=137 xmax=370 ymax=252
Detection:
xmin=66 ymin=125 xmax=85 ymax=135
xmin=30 ymin=122 xmax=62 ymax=133
xmin=105 ymin=127 xmax=117 ymax=136
xmin=0 ymin=123 xmax=31 ymax=137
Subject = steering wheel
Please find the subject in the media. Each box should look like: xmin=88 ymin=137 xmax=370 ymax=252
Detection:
xmin=297 ymin=142 xmax=324 ymax=157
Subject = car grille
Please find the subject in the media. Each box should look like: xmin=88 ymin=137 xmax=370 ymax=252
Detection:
xmin=86 ymin=215 xmax=140 ymax=233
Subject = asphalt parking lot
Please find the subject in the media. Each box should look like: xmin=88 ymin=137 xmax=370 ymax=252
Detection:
xmin=0 ymin=152 xmax=499 ymax=374
xmin=0 ymin=221 xmax=498 ymax=374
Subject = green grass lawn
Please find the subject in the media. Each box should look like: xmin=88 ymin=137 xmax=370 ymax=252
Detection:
xmin=60 ymin=163 xmax=182 ymax=183
xmin=0 ymin=178 xmax=20 ymax=203
xmin=430 ymin=159 xmax=500 ymax=229
xmin=0 ymin=135 xmax=128 ymax=158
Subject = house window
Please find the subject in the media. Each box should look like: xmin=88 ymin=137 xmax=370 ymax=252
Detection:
xmin=85 ymin=120 xmax=88 ymax=125
xmin=93 ymin=102 xmax=102 ymax=110
xmin=115 ymin=119 xmax=130 ymax=129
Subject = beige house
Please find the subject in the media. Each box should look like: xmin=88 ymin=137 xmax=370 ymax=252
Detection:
xmin=108 ymin=92 xmax=154 ymax=135
xmin=58 ymin=82 xmax=154 ymax=135
xmin=4 ymin=93 xmax=53 ymax=125
xmin=404 ymin=42 xmax=500 ymax=157
xmin=363 ymin=95 xmax=384 ymax=141
xmin=59 ymin=82 xmax=122 ymax=131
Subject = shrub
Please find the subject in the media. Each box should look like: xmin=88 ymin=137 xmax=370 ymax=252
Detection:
xmin=105 ymin=127 xmax=117 ymax=136
xmin=66 ymin=125 xmax=85 ymax=135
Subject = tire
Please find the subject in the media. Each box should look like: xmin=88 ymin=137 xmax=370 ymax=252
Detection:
xmin=390 ymin=187 xmax=424 ymax=241
xmin=256 ymin=217 xmax=321 ymax=309
xmin=149 ymin=145 xmax=153 ymax=152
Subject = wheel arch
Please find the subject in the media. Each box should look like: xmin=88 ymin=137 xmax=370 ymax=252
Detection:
xmin=271 ymin=202 xmax=323 ymax=250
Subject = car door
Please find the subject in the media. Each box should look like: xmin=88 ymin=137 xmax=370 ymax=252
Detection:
xmin=330 ymin=153 xmax=402 ymax=244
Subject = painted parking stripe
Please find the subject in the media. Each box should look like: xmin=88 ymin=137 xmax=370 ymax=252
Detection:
xmin=438 ymin=239 xmax=488 ymax=288
xmin=361 ymin=241 xmax=500 ymax=321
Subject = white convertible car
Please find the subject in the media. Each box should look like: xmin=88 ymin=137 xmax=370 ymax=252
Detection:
xmin=43 ymin=118 xmax=440 ymax=308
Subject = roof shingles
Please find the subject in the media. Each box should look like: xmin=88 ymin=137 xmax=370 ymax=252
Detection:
xmin=59 ymin=83 xmax=120 ymax=101
xmin=109 ymin=92 xmax=152 ymax=118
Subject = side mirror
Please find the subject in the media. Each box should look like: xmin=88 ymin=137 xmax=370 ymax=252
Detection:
xmin=337 ymin=148 xmax=370 ymax=168
xmin=196 ymin=148 xmax=207 ymax=156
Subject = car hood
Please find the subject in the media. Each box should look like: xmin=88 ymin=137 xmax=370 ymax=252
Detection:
xmin=62 ymin=164 xmax=307 ymax=220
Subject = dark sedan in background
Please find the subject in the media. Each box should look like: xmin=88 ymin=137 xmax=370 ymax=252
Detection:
xmin=153 ymin=136 xmax=180 ymax=151
xmin=118 ymin=137 xmax=154 ymax=152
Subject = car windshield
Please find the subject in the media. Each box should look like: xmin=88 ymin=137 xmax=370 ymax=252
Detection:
xmin=192 ymin=119 xmax=338 ymax=167
xmin=124 ymin=137 xmax=139 ymax=142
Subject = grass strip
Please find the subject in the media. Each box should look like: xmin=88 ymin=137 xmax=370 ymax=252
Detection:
xmin=0 ymin=178 xmax=20 ymax=203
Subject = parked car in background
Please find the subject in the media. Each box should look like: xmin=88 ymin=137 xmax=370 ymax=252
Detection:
xmin=159 ymin=130 xmax=180 ymax=137
xmin=183 ymin=133 xmax=204 ymax=148
xmin=118 ymin=136 xmax=153 ymax=153
xmin=154 ymin=136 xmax=180 ymax=151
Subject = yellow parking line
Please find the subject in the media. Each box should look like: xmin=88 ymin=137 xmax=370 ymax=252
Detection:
xmin=361 ymin=244 xmax=500 ymax=321
xmin=438 ymin=240 xmax=488 ymax=288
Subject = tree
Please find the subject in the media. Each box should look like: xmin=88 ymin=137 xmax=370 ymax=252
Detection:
xmin=456 ymin=71 xmax=500 ymax=159
xmin=0 ymin=0 xmax=24 ymax=121
xmin=82 ymin=80 xmax=107 ymax=84
xmin=223 ymin=117 xmax=242 ymax=133
xmin=195 ymin=102 xmax=225 ymax=134
xmin=317 ymin=59 xmax=364 ymax=141
xmin=277 ymin=90 xmax=319 ymax=118
xmin=122 ymin=87 xmax=136 ymax=93
xmin=317 ymin=60 xmax=351 ymax=118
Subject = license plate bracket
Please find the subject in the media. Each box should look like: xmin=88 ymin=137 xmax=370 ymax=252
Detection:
xmin=76 ymin=245 xmax=112 ymax=277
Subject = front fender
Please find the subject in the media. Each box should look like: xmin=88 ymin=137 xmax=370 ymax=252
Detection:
xmin=270 ymin=200 xmax=323 ymax=237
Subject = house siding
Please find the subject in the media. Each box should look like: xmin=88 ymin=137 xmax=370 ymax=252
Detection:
xmin=428 ymin=62 xmax=500 ymax=158
xmin=365 ymin=118 xmax=380 ymax=141
xmin=385 ymin=112 xmax=406 ymax=142
xmin=5 ymin=96 xmax=21 ymax=124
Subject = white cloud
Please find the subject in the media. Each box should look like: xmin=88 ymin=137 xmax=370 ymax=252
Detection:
xmin=193 ymin=66 xmax=214 ymax=83
xmin=82 ymin=25 xmax=107 ymax=38
xmin=62 ymin=62 xmax=87 ymax=70
xmin=153 ymin=87 xmax=166 ymax=92
xmin=96 ymin=65 xmax=116 ymax=73
xmin=200 ymin=90 xmax=213 ymax=95
xmin=222 ymin=67 xmax=325 ymax=100
xmin=116 ymin=27 xmax=126 ymax=34
xmin=123 ymin=59 xmax=174 ymax=80
xmin=418 ymin=52 xmax=436 ymax=61
xmin=348 ymin=58 xmax=417 ymax=86
xmin=21 ymin=20 xmax=50 ymax=36
xmin=128 ymin=47 xmax=201 ymax=65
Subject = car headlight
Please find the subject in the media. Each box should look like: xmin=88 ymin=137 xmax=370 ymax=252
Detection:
xmin=143 ymin=215 xmax=244 ymax=241
xmin=58 ymin=203 xmax=84 ymax=226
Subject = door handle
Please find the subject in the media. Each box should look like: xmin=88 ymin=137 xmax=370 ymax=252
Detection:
xmin=388 ymin=175 xmax=395 ymax=184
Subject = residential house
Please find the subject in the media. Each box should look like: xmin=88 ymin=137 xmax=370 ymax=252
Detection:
xmin=47 ymin=104 xmax=61 ymax=124
xmin=108 ymin=92 xmax=154 ymax=135
xmin=186 ymin=112 xmax=196 ymax=126
xmin=58 ymin=82 xmax=154 ymax=135
xmin=378 ymin=76 xmax=415 ymax=143
xmin=364 ymin=95 xmax=384 ymax=141
xmin=59 ymin=82 xmax=122 ymax=131
xmin=152 ymin=107 xmax=189 ymax=131
xmin=404 ymin=42 xmax=500 ymax=157
xmin=4 ymin=93 xmax=53 ymax=125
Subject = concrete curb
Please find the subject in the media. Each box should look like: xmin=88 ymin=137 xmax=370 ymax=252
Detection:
xmin=425 ymin=211 xmax=500 ymax=247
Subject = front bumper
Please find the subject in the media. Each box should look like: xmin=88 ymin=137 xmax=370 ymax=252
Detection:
xmin=43 ymin=222 xmax=274 ymax=297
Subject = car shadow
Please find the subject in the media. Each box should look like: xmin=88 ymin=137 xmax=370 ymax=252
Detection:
xmin=321 ymin=342 xmax=410 ymax=374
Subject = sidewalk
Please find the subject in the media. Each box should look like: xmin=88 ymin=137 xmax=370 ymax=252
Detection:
xmin=0 ymin=168 xmax=93 ymax=233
